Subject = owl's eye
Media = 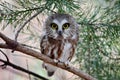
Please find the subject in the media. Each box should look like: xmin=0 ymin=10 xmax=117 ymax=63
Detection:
xmin=50 ymin=23 xmax=58 ymax=30
xmin=62 ymin=23 xmax=70 ymax=29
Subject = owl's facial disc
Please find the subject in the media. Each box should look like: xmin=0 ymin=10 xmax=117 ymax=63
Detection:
xmin=50 ymin=19 xmax=71 ymax=39
xmin=57 ymin=23 xmax=70 ymax=36
xmin=50 ymin=23 xmax=63 ymax=37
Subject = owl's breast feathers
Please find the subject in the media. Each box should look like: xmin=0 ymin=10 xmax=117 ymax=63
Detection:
xmin=40 ymin=35 xmax=78 ymax=61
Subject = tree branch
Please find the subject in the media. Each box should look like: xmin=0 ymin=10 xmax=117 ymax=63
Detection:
xmin=0 ymin=58 xmax=48 ymax=80
xmin=0 ymin=32 xmax=97 ymax=80
xmin=0 ymin=49 xmax=48 ymax=80
xmin=77 ymin=22 xmax=119 ymax=28
xmin=15 ymin=7 xmax=45 ymax=41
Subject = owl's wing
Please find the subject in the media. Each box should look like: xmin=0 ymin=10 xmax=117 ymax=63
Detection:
xmin=40 ymin=35 xmax=57 ymax=76
xmin=40 ymin=35 xmax=49 ymax=55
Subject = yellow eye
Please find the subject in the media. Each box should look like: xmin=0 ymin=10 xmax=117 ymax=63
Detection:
xmin=62 ymin=23 xmax=70 ymax=29
xmin=51 ymin=23 xmax=58 ymax=29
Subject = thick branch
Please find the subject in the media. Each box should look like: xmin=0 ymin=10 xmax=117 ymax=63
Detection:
xmin=0 ymin=32 xmax=96 ymax=80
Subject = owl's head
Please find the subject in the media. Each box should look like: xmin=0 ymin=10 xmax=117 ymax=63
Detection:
xmin=44 ymin=14 xmax=78 ymax=40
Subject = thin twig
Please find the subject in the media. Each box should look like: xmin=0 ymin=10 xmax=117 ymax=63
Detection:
xmin=0 ymin=49 xmax=9 ymax=68
xmin=0 ymin=49 xmax=9 ymax=62
xmin=109 ymin=57 xmax=120 ymax=60
xmin=26 ymin=59 xmax=31 ymax=80
xmin=15 ymin=11 xmax=42 ymax=41
xmin=0 ymin=58 xmax=49 ymax=80
xmin=77 ymin=22 xmax=119 ymax=28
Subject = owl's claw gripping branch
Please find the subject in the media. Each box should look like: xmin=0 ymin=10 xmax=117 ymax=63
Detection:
xmin=53 ymin=59 xmax=59 ymax=63
xmin=55 ymin=59 xmax=70 ymax=69
xmin=61 ymin=61 xmax=70 ymax=69
xmin=53 ymin=59 xmax=58 ymax=66
xmin=64 ymin=61 xmax=70 ymax=68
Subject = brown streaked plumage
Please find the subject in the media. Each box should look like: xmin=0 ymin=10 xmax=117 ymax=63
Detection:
xmin=40 ymin=13 xmax=79 ymax=76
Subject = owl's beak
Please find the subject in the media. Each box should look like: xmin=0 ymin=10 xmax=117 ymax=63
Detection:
xmin=56 ymin=30 xmax=63 ymax=40
xmin=57 ymin=31 xmax=62 ymax=36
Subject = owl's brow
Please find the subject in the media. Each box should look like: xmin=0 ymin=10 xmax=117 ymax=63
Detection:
xmin=52 ymin=19 xmax=69 ymax=31
xmin=53 ymin=19 xmax=68 ymax=25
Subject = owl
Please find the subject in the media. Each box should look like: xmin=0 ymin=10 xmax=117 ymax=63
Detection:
xmin=40 ymin=13 xmax=79 ymax=77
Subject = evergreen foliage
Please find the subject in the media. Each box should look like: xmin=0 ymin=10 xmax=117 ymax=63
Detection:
xmin=0 ymin=0 xmax=120 ymax=80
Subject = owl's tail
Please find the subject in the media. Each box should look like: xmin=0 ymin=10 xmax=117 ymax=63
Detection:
xmin=42 ymin=63 xmax=57 ymax=77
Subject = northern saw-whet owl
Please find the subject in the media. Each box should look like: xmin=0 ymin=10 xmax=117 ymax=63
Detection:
xmin=40 ymin=13 xmax=79 ymax=76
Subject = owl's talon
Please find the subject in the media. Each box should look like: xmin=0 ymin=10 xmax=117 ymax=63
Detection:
xmin=65 ymin=65 xmax=70 ymax=69
xmin=54 ymin=59 xmax=58 ymax=63
xmin=58 ymin=59 xmax=62 ymax=63
xmin=64 ymin=61 xmax=70 ymax=68
xmin=65 ymin=61 xmax=70 ymax=66
xmin=54 ymin=59 xmax=59 ymax=65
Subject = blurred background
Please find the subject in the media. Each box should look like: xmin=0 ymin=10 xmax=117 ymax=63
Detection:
xmin=0 ymin=0 xmax=120 ymax=80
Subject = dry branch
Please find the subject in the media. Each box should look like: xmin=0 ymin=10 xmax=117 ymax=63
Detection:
xmin=15 ymin=11 xmax=40 ymax=41
xmin=15 ymin=7 xmax=45 ymax=41
xmin=0 ymin=49 xmax=48 ymax=80
xmin=0 ymin=59 xmax=49 ymax=80
xmin=0 ymin=32 xmax=97 ymax=80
